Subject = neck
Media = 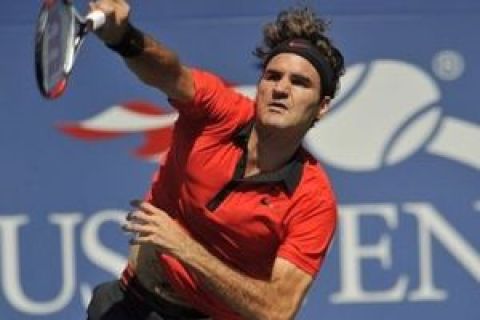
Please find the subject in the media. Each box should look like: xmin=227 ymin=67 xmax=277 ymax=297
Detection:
xmin=245 ymin=123 xmax=303 ymax=177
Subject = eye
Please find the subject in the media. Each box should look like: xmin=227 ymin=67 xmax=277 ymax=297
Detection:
xmin=290 ymin=75 xmax=312 ymax=88
xmin=263 ymin=70 xmax=282 ymax=81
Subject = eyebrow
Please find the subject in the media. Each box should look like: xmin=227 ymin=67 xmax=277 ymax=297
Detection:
xmin=264 ymin=68 xmax=314 ymax=85
xmin=290 ymin=73 xmax=314 ymax=86
xmin=263 ymin=68 xmax=281 ymax=77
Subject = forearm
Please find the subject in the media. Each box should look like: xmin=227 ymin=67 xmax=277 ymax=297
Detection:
xmin=123 ymin=31 xmax=192 ymax=100
xmin=90 ymin=1 xmax=194 ymax=101
xmin=176 ymin=241 xmax=294 ymax=320
xmin=124 ymin=202 xmax=306 ymax=320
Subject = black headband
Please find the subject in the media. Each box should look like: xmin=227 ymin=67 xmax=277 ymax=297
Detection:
xmin=263 ymin=38 xmax=336 ymax=97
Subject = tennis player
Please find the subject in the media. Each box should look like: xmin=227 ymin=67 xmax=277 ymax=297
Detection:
xmin=86 ymin=1 xmax=344 ymax=319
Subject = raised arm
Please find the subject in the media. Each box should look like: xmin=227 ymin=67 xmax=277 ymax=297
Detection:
xmin=89 ymin=0 xmax=195 ymax=102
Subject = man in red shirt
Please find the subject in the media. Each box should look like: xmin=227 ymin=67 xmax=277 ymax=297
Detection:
xmin=87 ymin=1 xmax=344 ymax=319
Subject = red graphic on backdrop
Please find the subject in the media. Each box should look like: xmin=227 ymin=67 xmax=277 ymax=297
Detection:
xmin=58 ymin=100 xmax=177 ymax=162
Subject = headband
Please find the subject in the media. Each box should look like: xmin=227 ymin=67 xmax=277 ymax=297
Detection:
xmin=263 ymin=38 xmax=336 ymax=97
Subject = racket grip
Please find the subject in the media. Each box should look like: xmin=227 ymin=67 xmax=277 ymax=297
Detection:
xmin=86 ymin=11 xmax=106 ymax=31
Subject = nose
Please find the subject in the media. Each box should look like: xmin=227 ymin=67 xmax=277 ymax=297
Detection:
xmin=272 ymin=77 xmax=290 ymax=98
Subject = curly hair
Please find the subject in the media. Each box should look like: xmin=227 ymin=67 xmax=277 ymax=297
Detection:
xmin=254 ymin=7 xmax=345 ymax=97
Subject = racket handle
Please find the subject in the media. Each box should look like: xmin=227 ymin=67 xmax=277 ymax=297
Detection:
xmin=85 ymin=11 xmax=106 ymax=31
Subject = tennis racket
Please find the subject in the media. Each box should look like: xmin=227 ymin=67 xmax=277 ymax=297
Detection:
xmin=35 ymin=0 xmax=106 ymax=99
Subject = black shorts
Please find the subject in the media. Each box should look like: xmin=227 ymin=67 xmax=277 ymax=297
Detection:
xmin=86 ymin=280 xmax=210 ymax=320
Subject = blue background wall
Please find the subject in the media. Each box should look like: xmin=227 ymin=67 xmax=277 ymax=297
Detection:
xmin=0 ymin=1 xmax=479 ymax=319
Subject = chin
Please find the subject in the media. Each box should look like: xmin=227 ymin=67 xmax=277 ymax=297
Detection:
xmin=256 ymin=114 xmax=291 ymax=130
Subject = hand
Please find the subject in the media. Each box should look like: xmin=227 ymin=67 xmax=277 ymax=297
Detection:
xmin=122 ymin=200 xmax=191 ymax=257
xmin=89 ymin=0 xmax=130 ymax=45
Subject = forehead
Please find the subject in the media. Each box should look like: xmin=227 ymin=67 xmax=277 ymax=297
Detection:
xmin=264 ymin=53 xmax=321 ymax=85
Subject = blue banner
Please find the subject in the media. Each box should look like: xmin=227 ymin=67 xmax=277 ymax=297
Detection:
xmin=0 ymin=1 xmax=478 ymax=319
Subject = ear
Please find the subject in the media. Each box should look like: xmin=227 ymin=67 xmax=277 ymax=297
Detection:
xmin=316 ymin=96 xmax=331 ymax=120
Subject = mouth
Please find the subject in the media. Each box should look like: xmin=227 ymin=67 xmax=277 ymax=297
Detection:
xmin=267 ymin=102 xmax=288 ymax=112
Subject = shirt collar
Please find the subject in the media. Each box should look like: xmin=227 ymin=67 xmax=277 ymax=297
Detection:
xmin=233 ymin=120 xmax=254 ymax=146
xmin=232 ymin=121 xmax=304 ymax=195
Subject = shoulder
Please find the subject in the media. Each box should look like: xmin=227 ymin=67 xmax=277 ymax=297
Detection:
xmin=296 ymin=150 xmax=336 ymax=208
xmin=174 ymin=68 xmax=254 ymax=125
xmin=190 ymin=68 xmax=253 ymax=104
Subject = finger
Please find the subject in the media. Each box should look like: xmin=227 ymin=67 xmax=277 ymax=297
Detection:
xmin=89 ymin=1 xmax=115 ymax=15
xmin=130 ymin=200 xmax=168 ymax=217
xmin=121 ymin=222 xmax=155 ymax=234
xmin=140 ymin=201 xmax=161 ymax=215
xmin=129 ymin=210 xmax=160 ymax=226
xmin=125 ymin=209 xmax=150 ymax=221
xmin=126 ymin=209 xmax=146 ymax=221
xmin=124 ymin=211 xmax=154 ymax=227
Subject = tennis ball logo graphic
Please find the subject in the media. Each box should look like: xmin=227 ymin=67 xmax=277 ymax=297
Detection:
xmin=303 ymin=60 xmax=443 ymax=172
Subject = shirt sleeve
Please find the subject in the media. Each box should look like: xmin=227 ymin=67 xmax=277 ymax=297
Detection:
xmin=169 ymin=68 xmax=253 ymax=128
xmin=277 ymin=193 xmax=337 ymax=276
xmin=145 ymin=69 xmax=254 ymax=209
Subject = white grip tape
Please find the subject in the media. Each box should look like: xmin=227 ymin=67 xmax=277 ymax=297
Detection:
xmin=86 ymin=11 xmax=106 ymax=31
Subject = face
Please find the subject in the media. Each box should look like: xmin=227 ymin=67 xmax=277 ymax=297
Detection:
xmin=255 ymin=53 xmax=329 ymax=134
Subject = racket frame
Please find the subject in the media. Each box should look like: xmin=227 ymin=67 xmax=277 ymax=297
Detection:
xmin=35 ymin=0 xmax=105 ymax=99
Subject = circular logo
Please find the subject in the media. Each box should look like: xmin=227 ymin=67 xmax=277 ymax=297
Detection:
xmin=303 ymin=60 xmax=443 ymax=172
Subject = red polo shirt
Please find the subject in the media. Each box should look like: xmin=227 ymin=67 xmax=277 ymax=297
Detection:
xmin=144 ymin=69 xmax=337 ymax=319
